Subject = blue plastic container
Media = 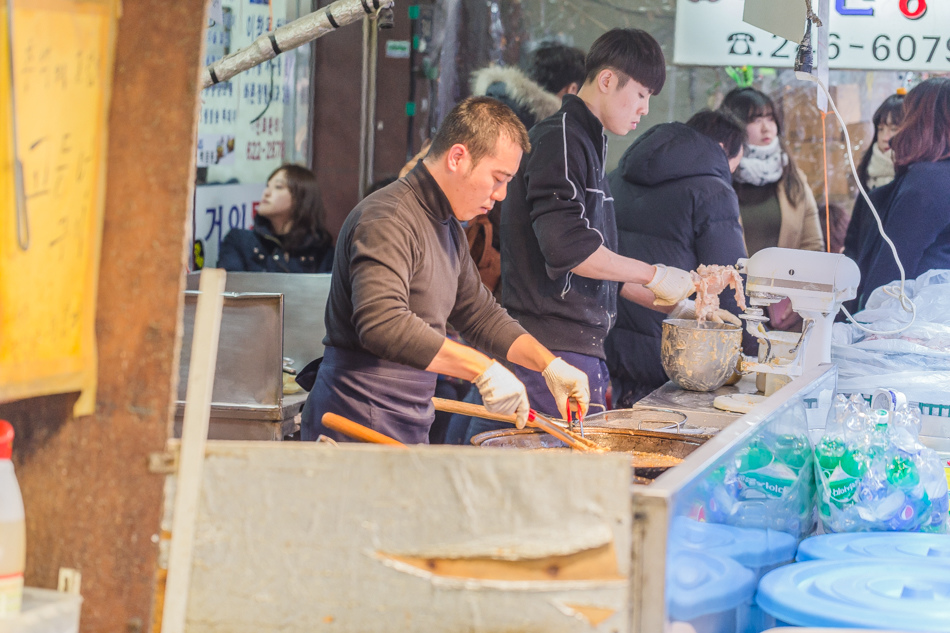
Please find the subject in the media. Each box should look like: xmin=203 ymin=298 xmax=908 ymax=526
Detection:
xmin=756 ymin=559 xmax=950 ymax=631
xmin=668 ymin=550 xmax=756 ymax=633
xmin=796 ymin=532 xmax=950 ymax=562
xmin=670 ymin=517 xmax=798 ymax=578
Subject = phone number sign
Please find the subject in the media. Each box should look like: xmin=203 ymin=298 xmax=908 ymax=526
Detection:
xmin=674 ymin=0 xmax=950 ymax=71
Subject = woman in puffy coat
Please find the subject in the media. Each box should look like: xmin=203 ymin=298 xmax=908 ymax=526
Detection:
xmin=846 ymin=77 xmax=950 ymax=310
xmin=605 ymin=110 xmax=748 ymax=406
xmin=217 ymin=164 xmax=334 ymax=273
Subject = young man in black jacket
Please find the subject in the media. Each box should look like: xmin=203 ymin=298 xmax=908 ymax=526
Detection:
xmin=499 ymin=29 xmax=695 ymax=420
xmin=606 ymin=110 xmax=749 ymax=406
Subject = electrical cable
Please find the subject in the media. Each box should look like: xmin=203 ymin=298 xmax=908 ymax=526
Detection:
xmin=795 ymin=71 xmax=917 ymax=336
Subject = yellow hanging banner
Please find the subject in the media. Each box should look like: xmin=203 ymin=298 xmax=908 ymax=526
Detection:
xmin=0 ymin=0 xmax=118 ymax=415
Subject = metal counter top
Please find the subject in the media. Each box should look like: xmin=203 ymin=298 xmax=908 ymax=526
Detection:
xmin=636 ymin=375 xmax=760 ymax=430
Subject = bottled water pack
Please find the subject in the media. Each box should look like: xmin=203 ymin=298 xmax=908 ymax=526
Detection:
xmin=814 ymin=395 xmax=949 ymax=533
xmin=691 ymin=402 xmax=817 ymax=537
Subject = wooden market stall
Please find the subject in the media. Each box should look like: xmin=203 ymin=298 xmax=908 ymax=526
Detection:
xmin=0 ymin=1 xmax=208 ymax=631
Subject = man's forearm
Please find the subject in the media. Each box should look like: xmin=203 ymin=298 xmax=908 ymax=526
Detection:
xmin=619 ymin=281 xmax=675 ymax=314
xmin=506 ymin=333 xmax=556 ymax=373
xmin=571 ymin=245 xmax=656 ymax=285
xmin=425 ymin=338 xmax=493 ymax=380
xmin=426 ymin=334 xmax=557 ymax=382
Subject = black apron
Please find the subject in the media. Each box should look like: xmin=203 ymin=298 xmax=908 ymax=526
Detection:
xmin=300 ymin=346 xmax=438 ymax=444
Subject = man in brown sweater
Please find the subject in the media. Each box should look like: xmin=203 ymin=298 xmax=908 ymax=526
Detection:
xmin=301 ymin=97 xmax=590 ymax=444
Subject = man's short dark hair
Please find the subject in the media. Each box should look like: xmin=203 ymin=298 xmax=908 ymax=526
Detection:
xmin=686 ymin=109 xmax=746 ymax=159
xmin=428 ymin=96 xmax=531 ymax=165
xmin=584 ymin=28 xmax=665 ymax=95
xmin=527 ymin=42 xmax=586 ymax=95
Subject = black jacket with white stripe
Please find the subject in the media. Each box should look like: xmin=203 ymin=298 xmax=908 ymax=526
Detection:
xmin=500 ymin=94 xmax=618 ymax=360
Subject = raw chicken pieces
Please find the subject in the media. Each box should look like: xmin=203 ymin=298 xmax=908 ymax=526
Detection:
xmin=691 ymin=265 xmax=746 ymax=322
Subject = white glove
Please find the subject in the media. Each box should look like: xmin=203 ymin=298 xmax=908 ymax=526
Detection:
xmin=669 ymin=299 xmax=742 ymax=326
xmin=473 ymin=361 xmax=530 ymax=429
xmin=646 ymin=264 xmax=695 ymax=306
xmin=541 ymin=358 xmax=590 ymax=421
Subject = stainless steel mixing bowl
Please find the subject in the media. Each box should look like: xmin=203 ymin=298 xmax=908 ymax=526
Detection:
xmin=660 ymin=318 xmax=742 ymax=392
xmin=582 ymin=407 xmax=687 ymax=431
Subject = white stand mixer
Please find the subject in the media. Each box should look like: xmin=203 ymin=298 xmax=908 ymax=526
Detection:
xmin=736 ymin=247 xmax=860 ymax=378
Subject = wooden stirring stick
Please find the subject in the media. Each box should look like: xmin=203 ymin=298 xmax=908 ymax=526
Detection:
xmin=321 ymin=412 xmax=408 ymax=448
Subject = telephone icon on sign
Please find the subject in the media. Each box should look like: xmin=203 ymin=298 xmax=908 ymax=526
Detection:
xmin=728 ymin=33 xmax=755 ymax=56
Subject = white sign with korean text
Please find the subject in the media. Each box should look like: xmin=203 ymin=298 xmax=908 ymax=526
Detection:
xmin=674 ymin=0 xmax=950 ymax=71
xmin=200 ymin=0 xmax=290 ymax=185
xmin=193 ymin=183 xmax=264 ymax=269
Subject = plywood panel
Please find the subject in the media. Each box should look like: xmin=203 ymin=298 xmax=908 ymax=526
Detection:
xmin=184 ymin=442 xmax=632 ymax=632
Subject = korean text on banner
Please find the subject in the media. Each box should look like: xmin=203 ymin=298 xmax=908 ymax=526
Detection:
xmin=675 ymin=0 xmax=950 ymax=72
xmin=0 ymin=0 xmax=119 ymax=415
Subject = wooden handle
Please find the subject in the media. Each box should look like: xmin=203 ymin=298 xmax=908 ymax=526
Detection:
xmin=431 ymin=397 xmax=598 ymax=451
xmin=431 ymin=397 xmax=518 ymax=424
xmin=321 ymin=413 xmax=408 ymax=448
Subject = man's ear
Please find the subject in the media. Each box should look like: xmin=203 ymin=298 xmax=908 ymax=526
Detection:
xmin=445 ymin=143 xmax=468 ymax=173
xmin=596 ymin=69 xmax=614 ymax=94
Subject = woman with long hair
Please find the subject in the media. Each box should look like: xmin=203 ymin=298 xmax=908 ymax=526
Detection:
xmin=217 ymin=164 xmax=334 ymax=273
xmin=720 ymin=87 xmax=824 ymax=330
xmin=846 ymin=77 xmax=950 ymax=310
xmin=856 ymin=91 xmax=906 ymax=191
xmin=720 ymin=87 xmax=824 ymax=256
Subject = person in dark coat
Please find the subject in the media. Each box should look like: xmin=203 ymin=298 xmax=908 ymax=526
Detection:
xmin=605 ymin=110 xmax=749 ymax=406
xmin=470 ymin=42 xmax=586 ymax=132
xmin=217 ymin=164 xmax=334 ymax=273
xmin=845 ymin=77 xmax=950 ymax=311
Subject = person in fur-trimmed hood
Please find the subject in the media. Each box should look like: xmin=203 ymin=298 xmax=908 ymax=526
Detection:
xmin=467 ymin=43 xmax=586 ymax=262
xmin=470 ymin=42 xmax=586 ymax=132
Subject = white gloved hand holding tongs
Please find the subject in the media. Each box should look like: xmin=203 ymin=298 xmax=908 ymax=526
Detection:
xmin=541 ymin=357 xmax=590 ymax=421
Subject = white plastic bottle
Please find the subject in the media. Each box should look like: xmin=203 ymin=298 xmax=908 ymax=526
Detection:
xmin=0 ymin=420 xmax=25 ymax=616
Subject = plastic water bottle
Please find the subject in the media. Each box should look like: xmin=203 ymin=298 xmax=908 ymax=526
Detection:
xmin=866 ymin=410 xmax=890 ymax=462
xmin=0 ymin=421 xmax=24 ymax=616
xmin=815 ymin=395 xmax=848 ymax=474
xmin=816 ymin=396 xmax=860 ymax=512
xmin=888 ymin=403 xmax=922 ymax=452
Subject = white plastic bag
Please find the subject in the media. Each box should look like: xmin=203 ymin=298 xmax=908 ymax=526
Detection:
xmin=832 ymin=270 xmax=950 ymax=405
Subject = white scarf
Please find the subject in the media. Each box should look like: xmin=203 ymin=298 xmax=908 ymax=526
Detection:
xmin=866 ymin=143 xmax=896 ymax=189
xmin=735 ymin=137 xmax=788 ymax=186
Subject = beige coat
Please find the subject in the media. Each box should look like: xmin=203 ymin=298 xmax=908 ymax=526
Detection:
xmin=776 ymin=167 xmax=825 ymax=251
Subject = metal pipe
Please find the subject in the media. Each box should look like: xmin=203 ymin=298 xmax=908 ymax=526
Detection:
xmin=357 ymin=15 xmax=370 ymax=200
xmin=201 ymin=0 xmax=391 ymax=90
xmin=366 ymin=11 xmax=379 ymax=194
xmin=357 ymin=9 xmax=381 ymax=199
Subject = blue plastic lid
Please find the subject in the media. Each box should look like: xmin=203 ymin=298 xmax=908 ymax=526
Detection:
xmin=797 ymin=533 xmax=950 ymax=562
xmin=667 ymin=550 xmax=756 ymax=621
xmin=757 ymin=560 xmax=950 ymax=631
xmin=669 ymin=517 xmax=798 ymax=568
